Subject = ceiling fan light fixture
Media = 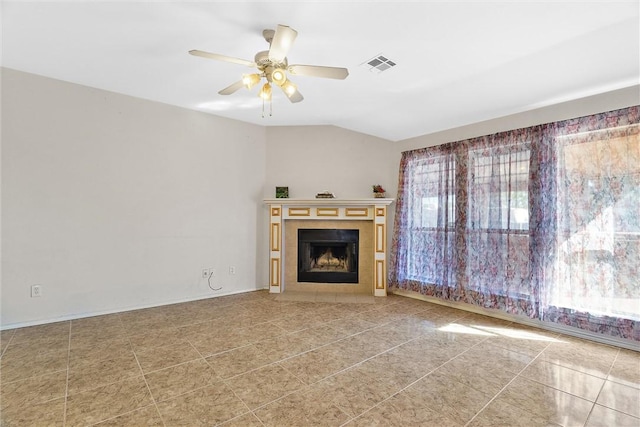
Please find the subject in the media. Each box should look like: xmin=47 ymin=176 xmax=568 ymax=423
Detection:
xmin=242 ymin=73 xmax=261 ymax=89
xmin=281 ymin=80 xmax=298 ymax=96
xmin=259 ymin=82 xmax=272 ymax=101
xmin=271 ymin=68 xmax=287 ymax=86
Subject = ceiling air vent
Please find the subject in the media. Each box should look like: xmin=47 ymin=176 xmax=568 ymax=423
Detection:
xmin=362 ymin=54 xmax=397 ymax=73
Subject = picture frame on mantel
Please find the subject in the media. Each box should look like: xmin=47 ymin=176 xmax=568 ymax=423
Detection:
xmin=275 ymin=186 xmax=289 ymax=198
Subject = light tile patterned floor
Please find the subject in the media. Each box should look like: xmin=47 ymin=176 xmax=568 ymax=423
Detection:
xmin=275 ymin=291 xmax=376 ymax=304
xmin=1 ymin=290 xmax=638 ymax=426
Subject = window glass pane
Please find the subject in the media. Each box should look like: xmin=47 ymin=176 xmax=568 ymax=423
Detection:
xmin=555 ymin=128 xmax=640 ymax=320
xmin=468 ymin=146 xmax=530 ymax=231
xmin=404 ymin=155 xmax=456 ymax=285
xmin=467 ymin=143 xmax=531 ymax=296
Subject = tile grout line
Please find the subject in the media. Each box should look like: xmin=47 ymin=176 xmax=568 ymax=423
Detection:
xmin=0 ymin=369 xmax=69 ymax=386
xmin=217 ymin=410 xmax=267 ymax=427
xmin=227 ymin=323 xmax=432 ymax=422
xmin=337 ymin=334 xmax=494 ymax=427
xmin=226 ymin=308 xmax=463 ymax=406
xmin=146 ymin=316 xmax=215 ymax=427
xmin=519 ymin=349 xmax=614 ymax=394
xmin=62 ymin=321 xmax=72 ymax=427
xmin=462 ymin=340 xmax=556 ymax=427
xmin=0 ymin=329 xmax=16 ymax=359
xmin=272 ymin=327 xmax=419 ymax=383
xmin=129 ymin=321 xmax=168 ymax=427
xmin=198 ymin=331 xmax=313 ymax=417
xmin=218 ymin=376 xmax=260 ymax=425
xmin=72 ymin=314 xmax=166 ymax=426
xmin=583 ymin=347 xmax=620 ymax=425
xmin=586 ymin=348 xmax=640 ymax=420
xmin=183 ymin=320 xmax=258 ymax=426
xmin=518 ymin=342 xmax=637 ymax=421
xmin=86 ymin=405 xmax=159 ymax=427
xmin=189 ymin=305 xmax=283 ymax=426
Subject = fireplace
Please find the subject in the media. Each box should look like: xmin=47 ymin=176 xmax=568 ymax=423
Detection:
xmin=265 ymin=198 xmax=393 ymax=296
xmin=297 ymin=229 xmax=359 ymax=283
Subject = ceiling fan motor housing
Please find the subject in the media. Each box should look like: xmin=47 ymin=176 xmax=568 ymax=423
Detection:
xmin=255 ymin=51 xmax=287 ymax=70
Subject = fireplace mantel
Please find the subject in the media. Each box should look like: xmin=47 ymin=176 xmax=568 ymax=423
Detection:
xmin=264 ymin=198 xmax=394 ymax=297
xmin=263 ymin=198 xmax=394 ymax=206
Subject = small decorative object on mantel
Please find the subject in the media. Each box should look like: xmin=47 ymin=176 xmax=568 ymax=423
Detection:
xmin=315 ymin=191 xmax=336 ymax=199
xmin=275 ymin=186 xmax=289 ymax=198
xmin=372 ymin=185 xmax=386 ymax=198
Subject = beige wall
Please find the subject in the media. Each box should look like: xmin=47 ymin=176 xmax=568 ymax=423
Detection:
xmin=396 ymin=85 xmax=640 ymax=152
xmin=265 ymin=125 xmax=396 ymax=200
xmin=2 ymin=68 xmax=267 ymax=327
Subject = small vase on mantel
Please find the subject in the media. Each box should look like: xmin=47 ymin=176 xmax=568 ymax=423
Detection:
xmin=372 ymin=185 xmax=386 ymax=199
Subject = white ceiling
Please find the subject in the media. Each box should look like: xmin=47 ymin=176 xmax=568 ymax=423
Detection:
xmin=2 ymin=1 xmax=638 ymax=141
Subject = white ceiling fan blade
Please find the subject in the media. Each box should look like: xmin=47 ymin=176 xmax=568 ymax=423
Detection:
xmin=189 ymin=50 xmax=256 ymax=67
xmin=288 ymin=64 xmax=349 ymax=80
xmin=218 ymin=80 xmax=245 ymax=95
xmin=269 ymin=25 xmax=298 ymax=63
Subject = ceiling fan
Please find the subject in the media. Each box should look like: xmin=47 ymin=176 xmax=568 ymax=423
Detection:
xmin=189 ymin=24 xmax=349 ymax=105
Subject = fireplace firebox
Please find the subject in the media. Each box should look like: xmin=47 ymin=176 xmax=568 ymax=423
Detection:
xmin=297 ymin=229 xmax=359 ymax=283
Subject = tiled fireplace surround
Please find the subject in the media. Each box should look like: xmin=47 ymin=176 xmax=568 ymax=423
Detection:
xmin=264 ymin=199 xmax=394 ymax=297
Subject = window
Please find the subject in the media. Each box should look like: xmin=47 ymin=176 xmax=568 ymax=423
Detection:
xmin=554 ymin=126 xmax=640 ymax=321
xmin=407 ymin=155 xmax=456 ymax=285
xmin=391 ymin=106 xmax=638 ymax=340
xmin=408 ymin=159 xmax=455 ymax=229
xmin=468 ymin=145 xmax=530 ymax=231
xmin=467 ymin=141 xmax=532 ymax=296
xmin=394 ymin=149 xmax=456 ymax=287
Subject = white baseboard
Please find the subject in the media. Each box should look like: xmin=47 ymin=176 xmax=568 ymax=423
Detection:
xmin=392 ymin=289 xmax=640 ymax=352
xmin=0 ymin=287 xmax=266 ymax=331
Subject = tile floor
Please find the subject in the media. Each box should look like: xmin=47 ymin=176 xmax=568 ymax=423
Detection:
xmin=1 ymin=290 xmax=638 ymax=426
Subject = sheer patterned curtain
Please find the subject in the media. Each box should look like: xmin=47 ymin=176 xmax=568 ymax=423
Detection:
xmin=465 ymin=129 xmax=538 ymax=317
xmin=389 ymin=144 xmax=458 ymax=299
xmin=390 ymin=130 xmax=539 ymax=315
xmin=537 ymin=107 xmax=639 ymax=339
xmin=390 ymin=106 xmax=639 ymax=341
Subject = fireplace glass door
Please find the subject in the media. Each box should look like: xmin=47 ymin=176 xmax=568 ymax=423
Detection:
xmin=297 ymin=229 xmax=359 ymax=283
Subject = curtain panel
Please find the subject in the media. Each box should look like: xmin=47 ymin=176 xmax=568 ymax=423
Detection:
xmin=390 ymin=106 xmax=639 ymax=342
xmin=389 ymin=143 xmax=460 ymax=300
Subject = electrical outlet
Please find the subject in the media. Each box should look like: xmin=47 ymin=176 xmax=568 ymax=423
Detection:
xmin=229 ymin=266 xmax=236 ymax=274
xmin=202 ymin=268 xmax=210 ymax=279
xmin=31 ymin=285 xmax=42 ymax=298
